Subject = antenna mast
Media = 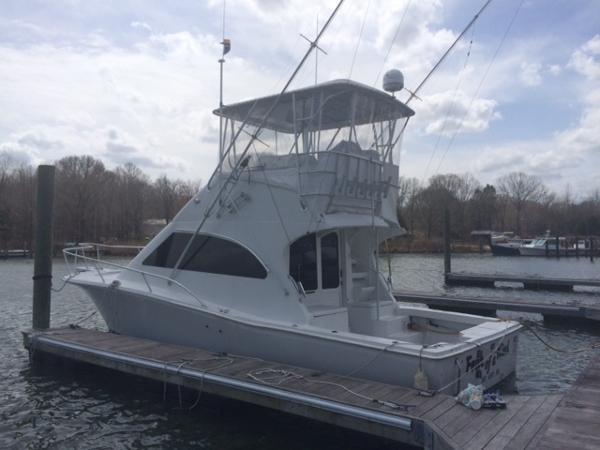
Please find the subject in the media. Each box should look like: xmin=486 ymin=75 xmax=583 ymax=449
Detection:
xmin=218 ymin=0 xmax=230 ymax=163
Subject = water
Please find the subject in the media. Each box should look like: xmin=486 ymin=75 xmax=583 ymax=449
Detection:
xmin=2 ymin=255 xmax=599 ymax=449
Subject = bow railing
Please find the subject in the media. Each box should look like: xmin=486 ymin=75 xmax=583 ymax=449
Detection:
xmin=62 ymin=243 xmax=208 ymax=309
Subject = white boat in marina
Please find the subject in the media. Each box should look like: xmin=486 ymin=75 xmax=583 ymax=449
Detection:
xmin=64 ymin=24 xmax=520 ymax=395
xmin=519 ymin=236 xmax=589 ymax=256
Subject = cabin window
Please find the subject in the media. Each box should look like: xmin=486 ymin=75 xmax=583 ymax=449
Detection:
xmin=143 ymin=232 xmax=267 ymax=279
xmin=142 ymin=232 xmax=189 ymax=268
xmin=320 ymin=232 xmax=340 ymax=289
xmin=289 ymin=233 xmax=318 ymax=291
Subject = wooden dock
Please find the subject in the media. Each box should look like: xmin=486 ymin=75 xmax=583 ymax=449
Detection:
xmin=22 ymin=327 xmax=596 ymax=449
xmin=445 ymin=272 xmax=600 ymax=292
xmin=393 ymin=290 xmax=600 ymax=322
xmin=535 ymin=351 xmax=600 ymax=449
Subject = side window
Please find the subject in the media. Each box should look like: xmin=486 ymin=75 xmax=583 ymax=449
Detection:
xmin=289 ymin=233 xmax=318 ymax=291
xmin=182 ymin=235 xmax=267 ymax=278
xmin=320 ymin=232 xmax=339 ymax=289
xmin=143 ymin=232 xmax=267 ymax=279
xmin=142 ymin=233 xmax=190 ymax=268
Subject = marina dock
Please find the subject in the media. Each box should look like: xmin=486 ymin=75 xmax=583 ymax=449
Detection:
xmin=394 ymin=290 xmax=600 ymax=322
xmin=445 ymin=272 xmax=600 ymax=292
xmin=22 ymin=327 xmax=598 ymax=449
xmin=0 ymin=249 xmax=30 ymax=258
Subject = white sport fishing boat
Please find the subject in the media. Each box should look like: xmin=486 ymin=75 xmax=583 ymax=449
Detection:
xmin=64 ymin=16 xmax=519 ymax=395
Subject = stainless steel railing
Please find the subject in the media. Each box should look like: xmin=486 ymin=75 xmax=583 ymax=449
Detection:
xmin=62 ymin=243 xmax=208 ymax=309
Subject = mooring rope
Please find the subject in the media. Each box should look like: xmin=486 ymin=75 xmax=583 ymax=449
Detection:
xmin=161 ymin=355 xmax=235 ymax=410
xmin=247 ymin=367 xmax=415 ymax=411
xmin=519 ymin=320 xmax=600 ymax=354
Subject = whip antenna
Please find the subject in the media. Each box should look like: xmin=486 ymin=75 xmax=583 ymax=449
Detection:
xmin=218 ymin=0 xmax=230 ymax=161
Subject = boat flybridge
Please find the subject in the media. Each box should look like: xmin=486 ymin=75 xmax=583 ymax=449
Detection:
xmin=65 ymin=77 xmax=520 ymax=395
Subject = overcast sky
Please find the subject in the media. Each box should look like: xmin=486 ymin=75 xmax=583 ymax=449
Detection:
xmin=1 ymin=0 xmax=599 ymax=195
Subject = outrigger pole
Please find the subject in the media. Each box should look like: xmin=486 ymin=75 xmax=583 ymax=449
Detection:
xmin=406 ymin=0 xmax=493 ymax=105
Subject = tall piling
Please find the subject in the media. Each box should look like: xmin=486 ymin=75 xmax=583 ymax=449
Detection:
xmin=32 ymin=165 xmax=55 ymax=330
xmin=443 ymin=209 xmax=451 ymax=275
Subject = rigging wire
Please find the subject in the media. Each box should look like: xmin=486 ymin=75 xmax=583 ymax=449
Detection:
xmin=348 ymin=0 xmax=371 ymax=79
xmin=422 ymin=25 xmax=475 ymax=179
xmin=251 ymin=143 xmax=292 ymax=243
xmin=434 ymin=0 xmax=525 ymax=174
xmin=373 ymin=0 xmax=412 ymax=87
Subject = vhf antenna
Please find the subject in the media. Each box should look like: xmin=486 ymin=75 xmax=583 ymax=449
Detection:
xmin=218 ymin=0 xmax=231 ymax=162
xmin=300 ymin=14 xmax=328 ymax=86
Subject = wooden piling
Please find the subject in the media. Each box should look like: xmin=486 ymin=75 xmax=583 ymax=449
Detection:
xmin=591 ymin=238 xmax=595 ymax=262
xmin=443 ymin=209 xmax=451 ymax=275
xmin=575 ymin=237 xmax=579 ymax=258
xmin=555 ymin=236 xmax=560 ymax=259
xmin=32 ymin=165 xmax=55 ymax=330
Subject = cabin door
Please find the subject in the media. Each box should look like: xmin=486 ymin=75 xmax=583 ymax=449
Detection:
xmin=289 ymin=231 xmax=342 ymax=308
xmin=316 ymin=231 xmax=342 ymax=308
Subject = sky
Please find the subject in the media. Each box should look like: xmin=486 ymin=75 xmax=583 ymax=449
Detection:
xmin=1 ymin=0 xmax=599 ymax=196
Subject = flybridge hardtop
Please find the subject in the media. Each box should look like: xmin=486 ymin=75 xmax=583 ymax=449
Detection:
xmin=213 ymin=79 xmax=415 ymax=133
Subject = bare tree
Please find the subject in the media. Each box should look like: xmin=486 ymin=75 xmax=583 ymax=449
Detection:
xmin=153 ymin=175 xmax=179 ymax=224
xmin=471 ymin=184 xmax=497 ymax=230
xmin=397 ymin=177 xmax=421 ymax=233
xmin=497 ymin=172 xmax=547 ymax=235
xmin=55 ymin=155 xmax=107 ymax=242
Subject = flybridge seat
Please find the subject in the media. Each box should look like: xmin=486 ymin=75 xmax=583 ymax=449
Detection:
xmin=213 ymin=79 xmax=415 ymax=133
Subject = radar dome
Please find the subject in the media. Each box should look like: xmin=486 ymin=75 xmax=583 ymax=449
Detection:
xmin=383 ymin=69 xmax=404 ymax=94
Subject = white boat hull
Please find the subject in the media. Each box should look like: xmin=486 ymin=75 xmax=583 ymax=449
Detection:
xmin=82 ymin=283 xmax=519 ymax=396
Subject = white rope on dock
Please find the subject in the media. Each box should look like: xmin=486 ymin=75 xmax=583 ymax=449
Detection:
xmin=246 ymin=367 xmax=415 ymax=411
xmin=162 ymin=355 xmax=235 ymax=410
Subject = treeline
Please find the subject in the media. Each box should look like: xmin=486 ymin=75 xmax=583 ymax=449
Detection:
xmin=1 ymin=153 xmax=599 ymax=251
xmin=0 ymin=154 xmax=200 ymax=250
xmin=397 ymin=172 xmax=600 ymax=241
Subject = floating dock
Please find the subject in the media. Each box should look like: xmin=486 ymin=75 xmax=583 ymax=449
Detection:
xmin=0 ymin=249 xmax=30 ymax=258
xmin=445 ymin=272 xmax=600 ymax=292
xmin=394 ymin=290 xmax=600 ymax=322
xmin=22 ymin=327 xmax=598 ymax=449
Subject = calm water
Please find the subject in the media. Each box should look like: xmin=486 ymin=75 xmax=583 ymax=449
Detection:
xmin=1 ymin=254 xmax=599 ymax=449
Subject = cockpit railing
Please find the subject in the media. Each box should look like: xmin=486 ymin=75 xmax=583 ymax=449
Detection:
xmin=62 ymin=243 xmax=209 ymax=309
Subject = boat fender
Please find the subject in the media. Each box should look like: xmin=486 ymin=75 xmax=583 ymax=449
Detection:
xmin=414 ymin=369 xmax=429 ymax=391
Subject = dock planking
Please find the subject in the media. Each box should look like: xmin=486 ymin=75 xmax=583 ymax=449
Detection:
xmin=536 ymin=354 xmax=600 ymax=450
xmin=393 ymin=290 xmax=600 ymax=323
xmin=22 ymin=327 xmax=598 ymax=449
